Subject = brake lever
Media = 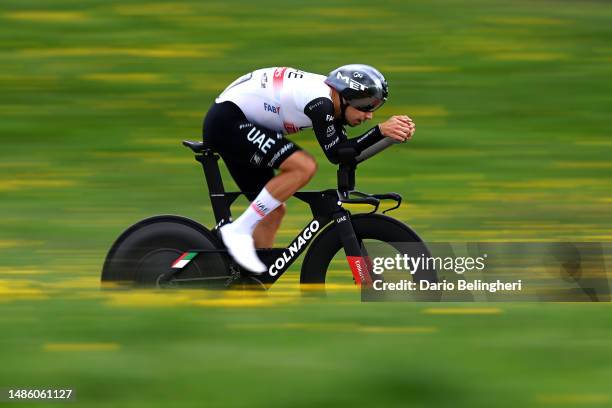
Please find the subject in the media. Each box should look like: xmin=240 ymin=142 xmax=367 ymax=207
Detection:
xmin=372 ymin=193 xmax=402 ymax=214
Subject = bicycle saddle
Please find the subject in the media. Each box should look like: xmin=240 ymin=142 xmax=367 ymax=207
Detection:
xmin=182 ymin=140 xmax=207 ymax=153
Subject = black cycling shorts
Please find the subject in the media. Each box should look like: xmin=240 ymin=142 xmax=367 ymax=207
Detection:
xmin=202 ymin=101 xmax=301 ymax=199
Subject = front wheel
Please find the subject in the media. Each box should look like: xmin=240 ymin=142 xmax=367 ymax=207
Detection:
xmin=101 ymin=215 xmax=231 ymax=288
xmin=300 ymin=214 xmax=436 ymax=293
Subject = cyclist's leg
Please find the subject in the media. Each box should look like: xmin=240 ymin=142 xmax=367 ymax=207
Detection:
xmin=204 ymin=101 xmax=314 ymax=271
xmin=221 ymin=150 xmax=317 ymax=249
xmin=253 ymin=205 xmax=285 ymax=248
xmin=265 ymin=150 xmax=318 ymax=201
xmin=253 ymin=150 xmax=317 ymax=247
xmin=222 ymin=159 xmax=286 ymax=248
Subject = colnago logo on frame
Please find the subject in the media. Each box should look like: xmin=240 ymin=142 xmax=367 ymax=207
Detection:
xmin=268 ymin=220 xmax=320 ymax=276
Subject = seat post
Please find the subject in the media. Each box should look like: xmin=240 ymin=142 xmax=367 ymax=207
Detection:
xmin=196 ymin=149 xmax=232 ymax=226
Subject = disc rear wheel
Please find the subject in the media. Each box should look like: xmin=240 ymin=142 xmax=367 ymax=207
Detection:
xmin=101 ymin=215 xmax=231 ymax=288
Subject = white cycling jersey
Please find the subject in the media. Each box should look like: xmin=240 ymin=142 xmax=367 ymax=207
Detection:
xmin=216 ymin=67 xmax=332 ymax=135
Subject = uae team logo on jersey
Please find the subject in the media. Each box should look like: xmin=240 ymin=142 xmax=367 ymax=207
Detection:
xmin=247 ymin=127 xmax=276 ymax=153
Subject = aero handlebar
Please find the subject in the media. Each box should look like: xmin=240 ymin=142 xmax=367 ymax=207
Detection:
xmin=355 ymin=138 xmax=400 ymax=164
xmin=336 ymin=138 xmax=400 ymax=166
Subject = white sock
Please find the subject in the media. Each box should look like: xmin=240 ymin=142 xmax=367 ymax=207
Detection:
xmin=230 ymin=188 xmax=281 ymax=234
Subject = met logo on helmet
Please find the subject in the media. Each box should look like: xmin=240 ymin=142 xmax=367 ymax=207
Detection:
xmin=336 ymin=72 xmax=368 ymax=91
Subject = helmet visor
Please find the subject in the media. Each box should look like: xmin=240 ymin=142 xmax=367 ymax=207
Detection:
xmin=355 ymin=96 xmax=386 ymax=113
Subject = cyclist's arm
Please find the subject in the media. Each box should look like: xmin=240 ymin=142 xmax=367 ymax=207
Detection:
xmin=304 ymin=97 xmax=384 ymax=164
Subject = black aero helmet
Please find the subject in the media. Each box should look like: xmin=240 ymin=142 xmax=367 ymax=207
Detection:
xmin=325 ymin=64 xmax=388 ymax=112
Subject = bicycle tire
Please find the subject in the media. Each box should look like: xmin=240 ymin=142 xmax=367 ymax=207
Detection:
xmin=101 ymin=215 xmax=231 ymax=287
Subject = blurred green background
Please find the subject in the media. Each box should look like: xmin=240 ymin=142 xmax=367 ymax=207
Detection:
xmin=1 ymin=0 xmax=612 ymax=407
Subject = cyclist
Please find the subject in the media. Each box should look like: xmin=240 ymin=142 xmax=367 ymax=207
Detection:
xmin=203 ymin=64 xmax=415 ymax=273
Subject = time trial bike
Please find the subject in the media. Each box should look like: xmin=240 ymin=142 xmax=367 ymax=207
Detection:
xmin=101 ymin=139 xmax=437 ymax=290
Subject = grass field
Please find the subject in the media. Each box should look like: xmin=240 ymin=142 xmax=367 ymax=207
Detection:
xmin=1 ymin=0 xmax=612 ymax=406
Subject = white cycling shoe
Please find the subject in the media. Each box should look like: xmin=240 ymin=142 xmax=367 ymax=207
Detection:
xmin=219 ymin=224 xmax=267 ymax=274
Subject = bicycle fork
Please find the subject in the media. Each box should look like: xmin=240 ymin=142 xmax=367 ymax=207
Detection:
xmin=333 ymin=210 xmax=373 ymax=286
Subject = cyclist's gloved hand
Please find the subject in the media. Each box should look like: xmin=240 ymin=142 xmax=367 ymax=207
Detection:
xmin=379 ymin=115 xmax=415 ymax=143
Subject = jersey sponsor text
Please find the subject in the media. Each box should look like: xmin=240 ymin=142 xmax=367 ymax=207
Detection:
xmin=247 ymin=127 xmax=276 ymax=154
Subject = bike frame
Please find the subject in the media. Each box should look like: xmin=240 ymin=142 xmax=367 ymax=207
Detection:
xmin=167 ymin=145 xmax=400 ymax=287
